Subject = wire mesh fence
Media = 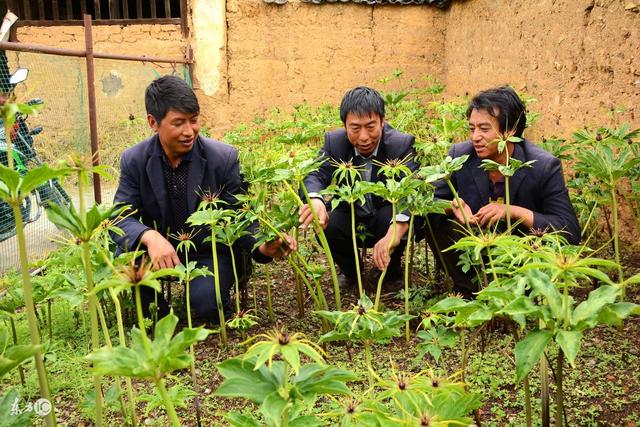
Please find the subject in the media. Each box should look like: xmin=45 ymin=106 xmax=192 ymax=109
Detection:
xmin=0 ymin=47 xmax=189 ymax=272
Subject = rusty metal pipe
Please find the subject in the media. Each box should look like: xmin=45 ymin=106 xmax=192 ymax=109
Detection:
xmin=0 ymin=41 xmax=191 ymax=64
xmin=84 ymin=14 xmax=102 ymax=204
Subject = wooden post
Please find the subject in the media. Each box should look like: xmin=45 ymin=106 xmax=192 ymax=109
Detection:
xmin=83 ymin=14 xmax=102 ymax=204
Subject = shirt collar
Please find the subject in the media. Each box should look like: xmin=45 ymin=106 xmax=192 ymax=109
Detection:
xmin=354 ymin=142 xmax=379 ymax=159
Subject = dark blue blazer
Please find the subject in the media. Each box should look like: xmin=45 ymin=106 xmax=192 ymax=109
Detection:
xmin=434 ymin=139 xmax=580 ymax=244
xmin=303 ymin=123 xmax=417 ymax=211
xmin=113 ymin=134 xmax=266 ymax=260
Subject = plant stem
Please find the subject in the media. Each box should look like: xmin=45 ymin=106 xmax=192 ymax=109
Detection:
xmin=11 ymin=201 xmax=56 ymax=427
xmin=374 ymin=203 xmax=397 ymax=311
xmin=134 ymin=286 xmax=180 ymax=425
xmin=555 ymin=349 xmax=564 ymax=427
xmin=540 ymin=350 xmax=550 ymax=427
xmin=611 ymin=190 xmax=625 ymax=296
xmin=505 ymin=175 xmax=512 ymax=231
xmin=364 ymin=341 xmax=374 ymax=386
xmin=182 ymin=251 xmax=203 ymax=427
xmin=96 ymin=300 xmax=129 ymax=425
xmin=82 ymin=241 xmax=103 ymax=427
xmin=155 ymin=378 xmax=181 ymax=426
xmin=9 ymin=317 xmax=26 ymax=385
xmin=112 ymin=291 xmax=138 ymax=427
xmin=293 ymin=228 xmax=304 ymax=318
xmin=404 ymin=216 xmax=415 ymax=342
xmin=209 ymin=230 xmax=227 ymax=347
xmin=297 ymin=183 xmax=342 ymax=310
xmin=229 ymin=245 xmax=241 ymax=314
xmin=47 ymin=299 xmax=53 ymax=341
xmin=265 ymin=264 xmax=274 ymax=322
xmin=350 ymin=202 xmax=364 ymax=297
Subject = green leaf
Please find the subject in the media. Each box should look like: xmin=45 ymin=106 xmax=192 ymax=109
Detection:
xmin=21 ymin=164 xmax=71 ymax=195
xmin=515 ymin=329 xmax=553 ymax=382
xmin=215 ymin=358 xmax=280 ymax=403
xmin=555 ymin=330 xmax=582 ymax=367
xmin=225 ymin=412 xmax=261 ymax=427
xmin=0 ymin=342 xmax=41 ymax=379
xmin=527 ymin=270 xmax=562 ymax=320
xmin=0 ymin=388 xmax=35 ymax=426
xmin=571 ymin=285 xmax=619 ymax=328
xmin=260 ymin=391 xmax=288 ymax=425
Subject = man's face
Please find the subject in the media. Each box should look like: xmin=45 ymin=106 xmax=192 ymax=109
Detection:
xmin=345 ymin=112 xmax=383 ymax=157
xmin=148 ymin=109 xmax=200 ymax=163
xmin=468 ymin=108 xmax=502 ymax=161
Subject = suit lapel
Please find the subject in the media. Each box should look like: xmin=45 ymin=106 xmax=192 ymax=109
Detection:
xmin=187 ymin=138 xmax=206 ymax=213
xmin=508 ymin=142 xmax=527 ymax=202
xmin=146 ymin=137 xmax=168 ymax=224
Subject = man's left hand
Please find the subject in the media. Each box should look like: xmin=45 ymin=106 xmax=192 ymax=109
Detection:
xmin=259 ymin=233 xmax=297 ymax=258
xmin=373 ymin=222 xmax=409 ymax=271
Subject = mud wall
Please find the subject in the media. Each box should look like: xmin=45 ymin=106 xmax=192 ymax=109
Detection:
xmin=14 ymin=0 xmax=640 ymax=139
xmin=444 ymin=0 xmax=640 ymax=138
xmin=201 ymin=0 xmax=447 ymax=132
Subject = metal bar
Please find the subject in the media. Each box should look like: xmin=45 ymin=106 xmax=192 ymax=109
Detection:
xmin=83 ymin=14 xmax=102 ymax=204
xmin=151 ymin=0 xmax=157 ymax=18
xmin=15 ymin=18 xmax=181 ymax=26
xmin=122 ymin=0 xmax=129 ymax=19
xmin=94 ymin=0 xmax=101 ymax=20
xmin=109 ymin=0 xmax=118 ymax=19
xmin=66 ymin=0 xmax=73 ymax=19
xmin=180 ymin=0 xmax=188 ymax=37
xmin=37 ymin=0 xmax=45 ymax=20
xmin=0 ymin=41 xmax=191 ymax=63
xmin=81 ymin=1 xmax=86 ymax=15
xmin=136 ymin=0 xmax=142 ymax=19
xmin=22 ymin=0 xmax=31 ymax=21
xmin=165 ymin=0 xmax=171 ymax=17
xmin=52 ymin=0 xmax=60 ymax=20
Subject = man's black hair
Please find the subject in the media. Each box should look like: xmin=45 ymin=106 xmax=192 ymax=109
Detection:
xmin=339 ymin=86 xmax=385 ymax=123
xmin=145 ymin=75 xmax=199 ymax=123
xmin=466 ymin=86 xmax=527 ymax=138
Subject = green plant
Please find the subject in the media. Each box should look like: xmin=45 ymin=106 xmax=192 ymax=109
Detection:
xmin=316 ymin=295 xmax=413 ymax=384
xmin=216 ymin=328 xmax=356 ymax=426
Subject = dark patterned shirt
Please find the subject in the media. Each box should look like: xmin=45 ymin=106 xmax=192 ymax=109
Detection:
xmin=161 ymin=150 xmax=192 ymax=236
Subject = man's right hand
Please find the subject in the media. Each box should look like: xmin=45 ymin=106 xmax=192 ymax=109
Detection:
xmin=298 ymin=198 xmax=329 ymax=230
xmin=450 ymin=198 xmax=475 ymax=225
xmin=140 ymin=230 xmax=181 ymax=269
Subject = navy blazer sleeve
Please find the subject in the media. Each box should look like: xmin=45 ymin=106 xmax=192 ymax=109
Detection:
xmin=113 ymin=147 xmax=151 ymax=251
xmin=530 ymin=156 xmax=580 ymax=244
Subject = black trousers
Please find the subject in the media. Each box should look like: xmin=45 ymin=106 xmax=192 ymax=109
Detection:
xmin=140 ymin=248 xmax=251 ymax=324
xmin=324 ymin=205 xmax=406 ymax=280
xmin=424 ymin=214 xmax=478 ymax=299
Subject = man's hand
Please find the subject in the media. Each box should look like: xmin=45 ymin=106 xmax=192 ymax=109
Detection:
xmin=450 ymin=198 xmax=475 ymax=225
xmin=140 ymin=230 xmax=181 ymax=269
xmin=259 ymin=233 xmax=298 ymax=258
xmin=298 ymin=198 xmax=328 ymax=230
xmin=373 ymin=222 xmax=409 ymax=271
xmin=474 ymin=203 xmax=534 ymax=228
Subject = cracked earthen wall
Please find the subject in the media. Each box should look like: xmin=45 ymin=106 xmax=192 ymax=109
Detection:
xmin=15 ymin=0 xmax=640 ymax=138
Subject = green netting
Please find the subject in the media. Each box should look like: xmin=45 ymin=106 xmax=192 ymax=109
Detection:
xmin=0 ymin=48 xmax=188 ymax=272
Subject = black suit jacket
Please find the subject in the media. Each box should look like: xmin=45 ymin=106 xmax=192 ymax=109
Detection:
xmin=434 ymin=139 xmax=580 ymax=244
xmin=113 ymin=134 xmax=267 ymax=260
xmin=303 ymin=123 xmax=417 ymax=211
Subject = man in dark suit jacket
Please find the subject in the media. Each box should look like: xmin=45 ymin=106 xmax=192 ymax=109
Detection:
xmin=114 ymin=76 xmax=294 ymax=323
xmin=430 ymin=86 xmax=580 ymax=298
xmin=299 ymin=86 xmax=417 ymax=289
